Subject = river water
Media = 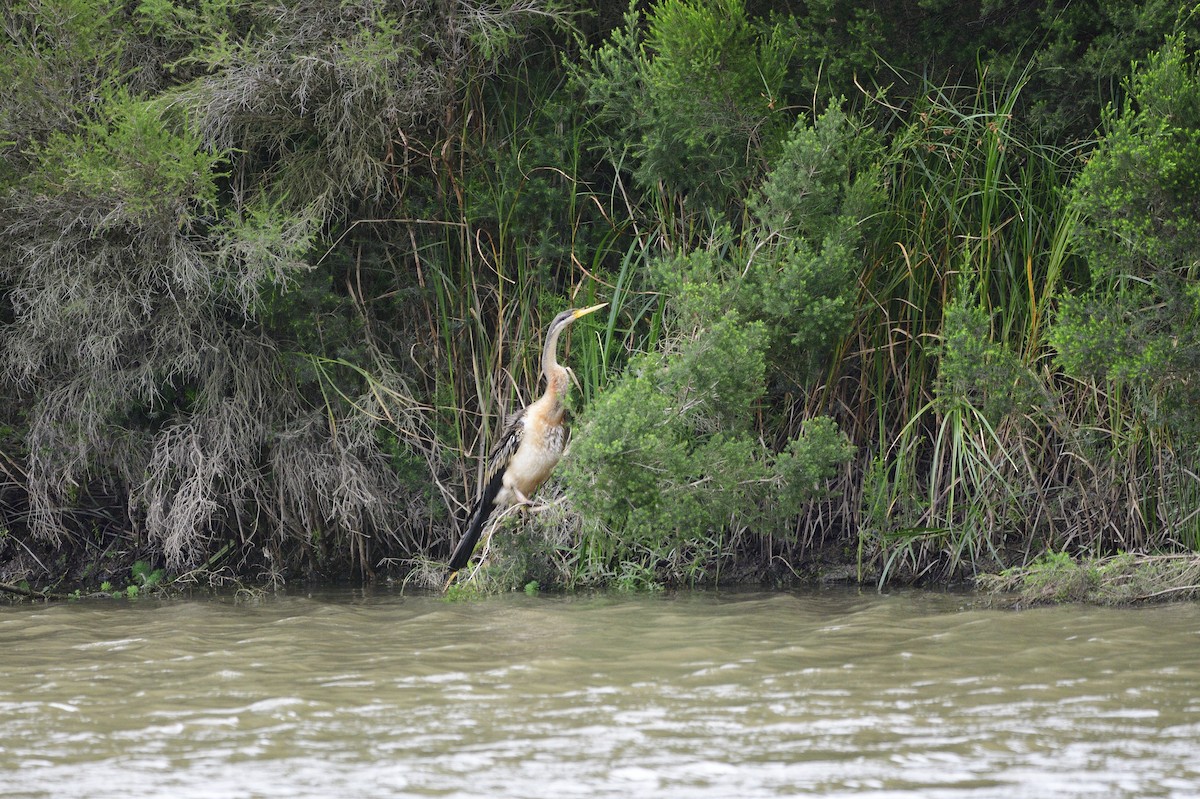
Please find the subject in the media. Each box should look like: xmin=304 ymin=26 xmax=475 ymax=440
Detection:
xmin=2 ymin=587 xmax=1198 ymax=798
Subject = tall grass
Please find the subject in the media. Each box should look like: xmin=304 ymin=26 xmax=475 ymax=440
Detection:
xmin=837 ymin=67 xmax=1088 ymax=582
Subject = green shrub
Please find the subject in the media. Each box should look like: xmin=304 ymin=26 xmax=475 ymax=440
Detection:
xmin=645 ymin=104 xmax=881 ymax=383
xmin=1054 ymin=34 xmax=1200 ymax=428
xmin=1028 ymin=0 xmax=1200 ymax=140
xmin=554 ymin=97 xmax=873 ymax=583
xmin=564 ymin=272 xmax=854 ymax=581
xmin=935 ymin=301 xmax=1039 ymax=424
xmin=31 ymin=88 xmax=223 ymax=225
xmin=564 ymin=310 xmax=769 ymax=540
xmin=571 ymin=0 xmax=792 ymax=211
xmin=771 ymin=0 xmax=884 ymax=102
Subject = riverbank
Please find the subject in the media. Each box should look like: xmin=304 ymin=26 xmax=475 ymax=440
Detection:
xmin=7 ymin=539 xmax=1200 ymax=608
xmin=977 ymin=551 xmax=1200 ymax=606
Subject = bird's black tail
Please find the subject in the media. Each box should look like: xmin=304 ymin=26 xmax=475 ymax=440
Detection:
xmin=447 ymin=471 xmax=504 ymax=574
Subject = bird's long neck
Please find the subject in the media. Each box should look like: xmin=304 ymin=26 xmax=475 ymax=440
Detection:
xmin=537 ymin=322 xmax=571 ymax=422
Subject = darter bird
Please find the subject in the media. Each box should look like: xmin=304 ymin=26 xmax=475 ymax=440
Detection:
xmin=446 ymin=303 xmax=607 ymax=581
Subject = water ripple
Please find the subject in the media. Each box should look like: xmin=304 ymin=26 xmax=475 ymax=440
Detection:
xmin=1 ymin=589 xmax=1199 ymax=798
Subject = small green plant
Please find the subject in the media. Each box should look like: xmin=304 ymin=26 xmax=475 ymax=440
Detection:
xmin=1017 ymin=550 xmax=1083 ymax=598
xmin=131 ymin=560 xmax=166 ymax=590
xmin=88 ymin=561 xmax=169 ymax=599
xmin=442 ymin=581 xmax=475 ymax=602
xmin=614 ymin=561 xmax=664 ymax=592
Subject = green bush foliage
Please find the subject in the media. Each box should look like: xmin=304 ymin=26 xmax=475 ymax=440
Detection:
xmin=771 ymin=0 xmax=884 ymax=102
xmin=1027 ymin=0 xmax=1200 ymax=140
xmin=571 ymin=0 xmax=792 ymax=210
xmin=558 ymin=106 xmax=869 ymax=582
xmin=563 ymin=307 xmax=854 ymax=578
xmin=1054 ymin=35 xmax=1200 ymax=428
xmin=564 ymin=311 xmax=768 ymax=534
xmin=30 ymin=88 xmax=222 ymax=224
xmin=644 ymin=104 xmax=882 ymax=383
xmin=935 ymin=302 xmax=1039 ymax=424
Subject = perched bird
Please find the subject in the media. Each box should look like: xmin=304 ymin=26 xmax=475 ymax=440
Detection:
xmin=446 ymin=303 xmax=607 ymax=580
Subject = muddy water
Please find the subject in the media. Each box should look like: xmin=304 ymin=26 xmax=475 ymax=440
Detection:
xmin=2 ymin=588 xmax=1198 ymax=798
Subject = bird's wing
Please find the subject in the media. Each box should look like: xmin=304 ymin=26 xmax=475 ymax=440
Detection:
xmin=482 ymin=411 xmax=524 ymax=488
xmin=446 ymin=410 xmax=526 ymax=574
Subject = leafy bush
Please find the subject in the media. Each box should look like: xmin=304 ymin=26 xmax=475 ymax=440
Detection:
xmin=646 ymin=104 xmax=882 ymax=382
xmin=0 ymin=85 xmax=268 ymax=549
xmin=1054 ymin=35 xmax=1200 ymax=428
xmin=558 ymin=106 xmax=872 ymax=581
xmin=1028 ymin=0 xmax=1200 ymax=140
xmin=0 ymin=0 xmax=130 ymax=161
xmin=771 ymin=0 xmax=884 ymax=102
xmin=563 ymin=306 xmax=853 ymax=579
xmin=935 ymin=301 xmax=1039 ymax=424
xmin=565 ymin=310 xmax=768 ymax=535
xmin=571 ymin=0 xmax=792 ymax=211
xmin=30 ymin=88 xmax=223 ymax=225
xmin=171 ymin=0 xmax=552 ymax=218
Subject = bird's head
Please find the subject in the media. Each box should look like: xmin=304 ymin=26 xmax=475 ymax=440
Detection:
xmin=548 ymin=302 xmax=607 ymax=335
xmin=542 ymin=302 xmax=607 ymax=385
xmin=571 ymin=302 xmax=608 ymax=320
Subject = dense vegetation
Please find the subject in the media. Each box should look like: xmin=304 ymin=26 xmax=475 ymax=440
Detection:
xmin=2 ymin=0 xmax=1198 ymax=595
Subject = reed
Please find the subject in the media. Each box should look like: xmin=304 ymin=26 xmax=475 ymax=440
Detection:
xmin=838 ymin=65 xmax=1088 ymax=582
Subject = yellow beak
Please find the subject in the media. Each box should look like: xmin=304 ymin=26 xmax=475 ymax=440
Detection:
xmin=572 ymin=302 xmax=608 ymax=320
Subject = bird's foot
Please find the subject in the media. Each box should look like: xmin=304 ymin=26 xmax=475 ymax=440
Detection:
xmin=525 ymin=494 xmax=567 ymax=515
xmin=512 ymin=490 xmax=555 ymax=515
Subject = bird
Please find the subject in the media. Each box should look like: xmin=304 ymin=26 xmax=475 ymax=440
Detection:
xmin=446 ymin=302 xmax=607 ymax=581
